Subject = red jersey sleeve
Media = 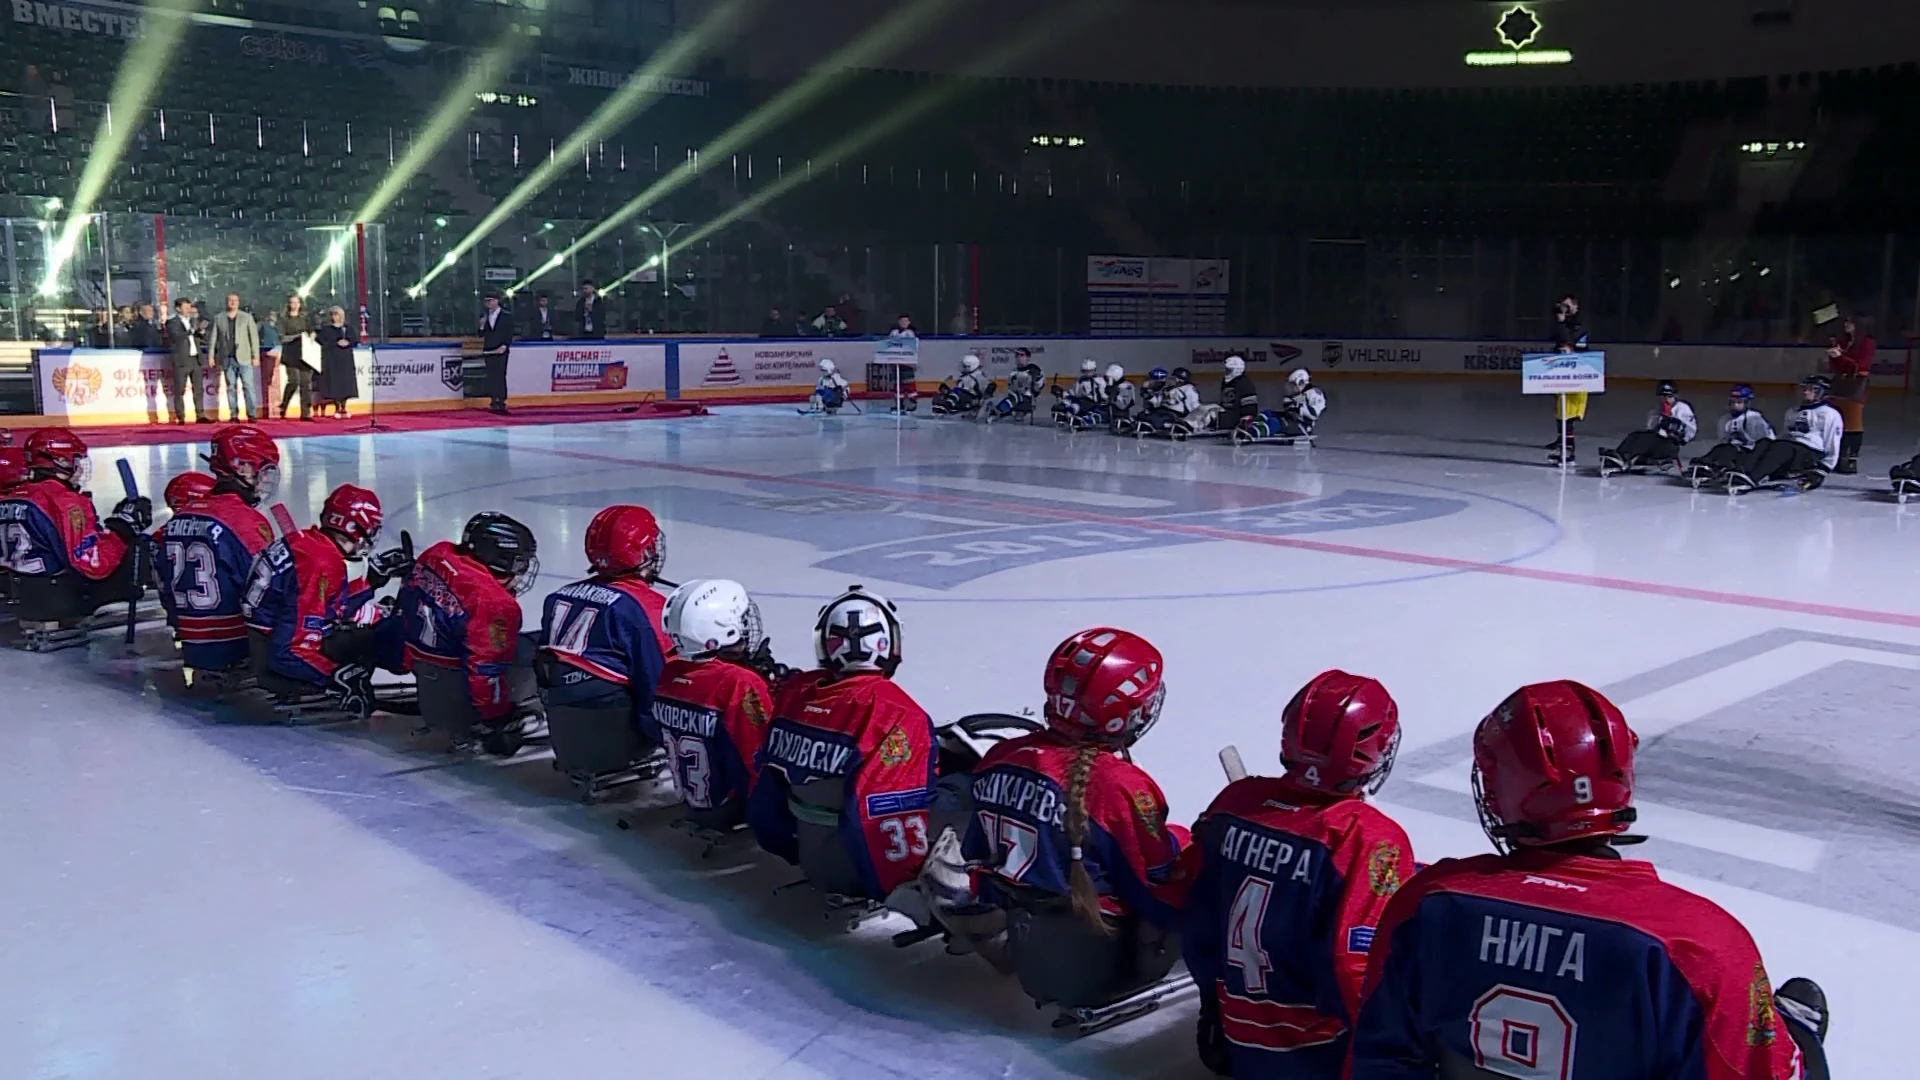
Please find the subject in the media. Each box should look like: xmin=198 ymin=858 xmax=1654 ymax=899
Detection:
xmin=462 ymin=583 xmax=522 ymax=721
xmin=1676 ymin=918 xmax=1804 ymax=1080
xmin=1086 ymin=762 xmax=1186 ymax=929
xmin=721 ymin=669 xmax=773 ymax=787
xmin=288 ymin=530 xmax=350 ymax=677
xmin=848 ymin=685 xmax=937 ymax=895
xmin=49 ymin=486 xmax=127 ymax=582
xmin=1328 ymin=806 xmax=1417 ymax=1023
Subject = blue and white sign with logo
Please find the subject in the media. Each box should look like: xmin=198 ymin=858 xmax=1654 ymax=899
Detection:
xmin=873 ymin=335 xmax=920 ymax=367
xmin=1521 ymin=351 xmax=1606 ymax=395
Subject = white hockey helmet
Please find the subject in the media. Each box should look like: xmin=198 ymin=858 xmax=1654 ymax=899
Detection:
xmin=1224 ymin=355 xmax=1246 ymax=379
xmin=960 ymin=353 xmax=981 ymax=373
xmin=818 ymin=358 xmax=837 ymax=374
xmin=664 ymin=578 xmax=763 ymax=658
xmin=1104 ymin=364 xmax=1125 ymax=383
xmin=1080 ymin=359 xmax=1097 ymax=374
xmin=814 ymin=584 xmax=902 ymax=677
xmin=1288 ymin=367 xmax=1310 ymax=388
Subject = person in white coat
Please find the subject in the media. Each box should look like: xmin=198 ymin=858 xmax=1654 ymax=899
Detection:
xmin=1600 ymin=381 xmax=1696 ymax=472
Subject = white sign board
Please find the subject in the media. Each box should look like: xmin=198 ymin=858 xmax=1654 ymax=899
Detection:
xmin=1521 ymin=351 xmax=1607 ymax=395
xmin=501 ymin=340 xmax=668 ymax=401
xmin=678 ymin=340 xmax=872 ymax=395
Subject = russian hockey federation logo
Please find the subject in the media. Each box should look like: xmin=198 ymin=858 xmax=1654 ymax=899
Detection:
xmin=1368 ymin=841 xmax=1402 ymax=895
xmin=877 ymin=725 xmax=912 ymax=766
xmin=705 ymin=349 xmax=743 ymax=386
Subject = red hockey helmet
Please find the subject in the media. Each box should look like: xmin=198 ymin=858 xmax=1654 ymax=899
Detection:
xmin=1280 ymin=670 xmax=1402 ymax=796
xmin=206 ymin=425 xmax=281 ymax=505
xmin=163 ymin=471 xmax=218 ymax=512
xmin=584 ymin=504 xmax=665 ymax=580
xmin=1043 ymin=628 xmax=1165 ymax=747
xmin=0 ymin=445 xmax=27 ymax=490
xmin=1473 ymin=680 xmax=1639 ymax=853
xmin=320 ymin=484 xmax=383 ymax=557
xmin=24 ymin=427 xmax=90 ymax=489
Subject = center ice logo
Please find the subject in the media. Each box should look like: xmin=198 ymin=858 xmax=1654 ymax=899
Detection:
xmin=530 ymin=466 xmax=1470 ymax=591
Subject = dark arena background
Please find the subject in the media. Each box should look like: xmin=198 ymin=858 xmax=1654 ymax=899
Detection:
xmin=1 ymin=2 xmax=1917 ymax=1078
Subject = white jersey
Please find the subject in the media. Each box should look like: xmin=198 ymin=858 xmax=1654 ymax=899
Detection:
xmin=1644 ymin=400 xmax=1698 ymax=443
xmin=1784 ymin=401 xmax=1844 ymax=469
xmin=816 ymin=372 xmax=849 ymax=395
xmin=1286 ymin=386 xmax=1327 ymax=423
xmin=954 ymin=370 xmax=990 ymax=399
xmin=1163 ymin=383 xmax=1201 ymax=416
xmin=1109 ymin=380 xmax=1138 ymax=411
xmin=1070 ymin=374 xmax=1107 ymax=403
xmin=1717 ymin=409 xmax=1773 ymax=450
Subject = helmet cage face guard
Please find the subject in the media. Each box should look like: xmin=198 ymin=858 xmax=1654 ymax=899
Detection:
xmin=814 ymin=589 xmax=901 ymax=676
xmin=68 ymin=455 xmax=92 ymax=491
xmin=505 ymin=554 xmax=540 ymax=596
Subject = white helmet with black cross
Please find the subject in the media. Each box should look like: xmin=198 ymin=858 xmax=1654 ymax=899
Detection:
xmin=814 ymin=584 xmax=902 ymax=677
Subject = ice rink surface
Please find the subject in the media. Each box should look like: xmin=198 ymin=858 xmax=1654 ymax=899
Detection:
xmin=6 ymin=381 xmax=1920 ymax=1079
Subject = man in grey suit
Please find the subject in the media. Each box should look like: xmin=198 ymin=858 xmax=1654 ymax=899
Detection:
xmin=165 ymin=298 xmax=208 ymax=425
xmin=207 ymin=292 xmax=260 ymax=421
xmin=479 ymin=291 xmax=515 ymax=415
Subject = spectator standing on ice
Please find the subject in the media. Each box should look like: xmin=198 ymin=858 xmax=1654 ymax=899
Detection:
xmin=1547 ymin=292 xmax=1587 ymax=463
xmin=207 ymin=293 xmax=261 ymax=422
xmin=1827 ymin=314 xmax=1873 ymax=474
xmin=317 ymin=306 xmax=359 ymax=420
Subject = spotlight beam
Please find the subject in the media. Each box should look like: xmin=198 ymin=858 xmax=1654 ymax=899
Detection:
xmin=41 ymin=0 xmax=197 ymax=295
xmin=508 ymin=0 xmax=963 ymax=295
xmin=411 ymin=0 xmax=761 ymax=295
xmin=616 ymin=1 xmax=1113 ymax=290
xmin=300 ymin=34 xmax=525 ymax=299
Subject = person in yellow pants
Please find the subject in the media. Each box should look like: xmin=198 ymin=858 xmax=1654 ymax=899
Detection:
xmin=1549 ymin=390 xmax=1587 ymax=462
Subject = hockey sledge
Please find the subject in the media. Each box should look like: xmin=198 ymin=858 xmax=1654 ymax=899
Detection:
xmin=1724 ymin=470 xmax=1825 ymax=497
xmin=1597 ymin=450 xmax=1680 ymax=479
xmin=13 ymin=600 xmax=166 ymax=653
xmin=1891 ymin=478 xmax=1920 ymax=505
xmin=1054 ymin=972 xmax=1198 ymax=1037
xmin=1231 ymin=416 xmax=1317 ymax=448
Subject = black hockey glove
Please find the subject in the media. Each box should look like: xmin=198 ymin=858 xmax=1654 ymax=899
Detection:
xmin=1659 ymin=417 xmax=1687 ymax=442
xmin=1195 ymin=991 xmax=1231 ymax=1076
xmin=746 ymin=638 xmax=794 ymax=683
xmin=364 ymin=545 xmax=414 ymax=590
xmin=109 ymin=495 xmax=154 ymax=532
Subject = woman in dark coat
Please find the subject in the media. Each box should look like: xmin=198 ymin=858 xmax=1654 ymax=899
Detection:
xmin=316 ymin=305 xmax=359 ymax=419
xmin=278 ymin=295 xmax=315 ymax=420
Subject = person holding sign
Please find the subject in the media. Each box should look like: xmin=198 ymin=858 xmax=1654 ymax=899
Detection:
xmin=1546 ymin=294 xmax=1587 ymax=464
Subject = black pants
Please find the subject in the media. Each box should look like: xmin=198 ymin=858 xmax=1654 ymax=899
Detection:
xmin=166 ymin=359 xmax=205 ymax=422
xmin=1614 ymin=431 xmax=1681 ymax=463
xmin=1735 ymin=439 xmax=1822 ymax=481
xmin=280 ymin=365 xmax=313 ymax=419
xmin=484 ymin=349 xmax=509 ymax=410
xmin=1892 ymin=455 xmax=1920 ymax=482
xmin=1689 ymin=443 xmax=1746 ymax=471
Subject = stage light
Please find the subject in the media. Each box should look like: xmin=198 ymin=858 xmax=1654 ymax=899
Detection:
xmin=510 ymin=0 xmax=963 ymax=294
xmin=434 ymin=216 xmax=449 ymax=228
xmin=640 ymin=2 xmax=1110 ymax=274
xmin=40 ymin=0 xmax=195 ymax=296
xmin=298 ymin=34 xmax=524 ymax=299
xmin=410 ymin=0 xmax=761 ymax=296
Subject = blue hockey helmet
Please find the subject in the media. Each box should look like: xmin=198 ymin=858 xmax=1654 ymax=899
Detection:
xmin=1148 ymin=367 xmax=1169 ymax=381
xmin=1728 ymin=383 xmax=1754 ymax=401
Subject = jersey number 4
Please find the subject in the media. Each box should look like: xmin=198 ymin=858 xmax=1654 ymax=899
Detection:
xmin=1470 ymin=986 xmax=1576 ymax=1080
xmin=1226 ymin=876 xmax=1275 ymax=994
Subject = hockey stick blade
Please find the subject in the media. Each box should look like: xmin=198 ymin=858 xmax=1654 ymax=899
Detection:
xmin=1219 ymin=745 xmax=1248 ymax=782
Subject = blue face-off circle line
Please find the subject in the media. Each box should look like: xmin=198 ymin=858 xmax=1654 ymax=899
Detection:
xmin=363 ymin=423 xmax=1565 ymax=605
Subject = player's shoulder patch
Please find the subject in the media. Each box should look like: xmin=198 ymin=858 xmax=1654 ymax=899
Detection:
xmin=741 ymin=685 xmax=768 ymax=728
xmin=65 ymin=504 xmax=85 ymax=536
xmin=486 ymin=618 xmax=510 ymax=655
xmin=1747 ymin=963 xmax=1777 ymax=1046
xmin=1368 ymin=839 xmax=1404 ymax=897
xmin=1131 ymin=787 xmax=1164 ymax=837
xmin=877 ymin=724 xmax=913 ymax=766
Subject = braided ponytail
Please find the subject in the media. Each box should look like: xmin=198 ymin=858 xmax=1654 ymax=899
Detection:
xmin=1064 ymin=743 xmax=1111 ymax=935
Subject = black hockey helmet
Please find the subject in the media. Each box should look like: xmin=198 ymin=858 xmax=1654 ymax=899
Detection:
xmin=1656 ymin=380 xmax=1677 ymax=397
xmin=1171 ymin=366 xmax=1192 ymax=383
xmin=461 ymin=512 xmax=540 ymax=595
xmin=1801 ymin=373 xmax=1830 ymax=399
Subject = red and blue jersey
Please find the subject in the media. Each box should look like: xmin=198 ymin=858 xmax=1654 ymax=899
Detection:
xmin=746 ymin=671 xmax=936 ymax=897
xmin=242 ymin=526 xmax=375 ymax=683
xmin=0 ymin=478 xmax=128 ymax=582
xmin=963 ymin=730 xmax=1185 ymax=929
xmin=153 ymin=492 xmax=275 ymax=670
xmin=1353 ymin=849 xmax=1804 ymax=1080
xmin=399 ymin=541 xmax=522 ymax=721
xmin=538 ymin=575 xmax=669 ymax=729
xmin=651 ymin=656 xmax=772 ymax=818
xmin=1180 ymin=777 xmax=1415 ymax=1077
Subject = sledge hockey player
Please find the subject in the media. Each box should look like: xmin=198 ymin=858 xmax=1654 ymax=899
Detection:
xmin=0 ymin=427 xmax=150 ymax=623
xmin=1684 ymin=385 xmax=1774 ymax=487
xmin=1891 ymin=449 xmax=1920 ymax=500
xmin=536 ymin=505 xmax=671 ymax=767
xmin=1350 ymin=680 xmax=1831 ymax=1080
xmin=1218 ymin=355 xmax=1261 ymax=431
xmin=1104 ymin=364 xmax=1139 ymax=430
xmin=650 ymin=579 xmax=775 ymax=830
xmin=988 ymin=351 xmax=1044 ymax=422
xmin=153 ymin=426 xmax=281 ymax=673
xmin=810 ymin=358 xmax=851 ymax=414
xmin=746 ymin=585 xmax=936 ymax=902
xmin=1598 ymin=381 xmax=1696 ymax=476
xmin=1053 ymin=359 xmax=1108 ymax=426
xmin=1723 ymin=374 xmax=1843 ymax=495
xmin=401 ymin=512 xmax=544 ymax=751
xmin=1181 ymin=670 xmax=1414 ymax=1077
xmin=0 ymin=443 xmax=25 ymax=608
xmin=931 ymin=354 xmax=992 ymax=417
xmin=242 ymin=484 xmax=407 ymax=715
xmin=916 ymin=627 xmax=1185 ymax=1013
xmin=1135 ymin=367 xmax=1202 ymax=436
